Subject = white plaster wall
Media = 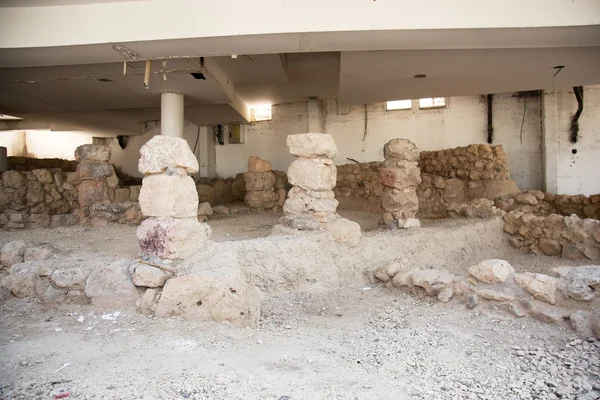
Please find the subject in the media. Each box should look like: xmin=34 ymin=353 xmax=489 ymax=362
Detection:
xmin=216 ymin=95 xmax=543 ymax=190
xmin=0 ymin=130 xmax=93 ymax=159
xmin=215 ymin=102 xmax=308 ymax=177
xmin=554 ymin=85 xmax=600 ymax=195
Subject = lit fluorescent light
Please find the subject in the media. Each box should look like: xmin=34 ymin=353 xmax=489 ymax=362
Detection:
xmin=251 ymin=106 xmax=272 ymax=122
xmin=386 ymin=100 xmax=412 ymax=111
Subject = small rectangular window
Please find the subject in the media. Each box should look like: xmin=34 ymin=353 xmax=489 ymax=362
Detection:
xmin=251 ymin=106 xmax=272 ymax=122
xmin=386 ymin=100 xmax=412 ymax=111
xmin=419 ymin=97 xmax=446 ymax=109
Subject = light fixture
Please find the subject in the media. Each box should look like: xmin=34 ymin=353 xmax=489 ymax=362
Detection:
xmin=414 ymin=74 xmax=427 ymax=79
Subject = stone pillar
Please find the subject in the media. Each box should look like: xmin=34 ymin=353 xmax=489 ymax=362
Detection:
xmin=244 ymin=156 xmax=278 ymax=210
xmin=161 ymin=92 xmax=184 ymax=138
xmin=136 ymin=135 xmax=210 ymax=261
xmin=280 ymin=133 xmax=361 ymax=246
xmin=75 ymin=144 xmax=116 ymax=208
xmin=379 ymin=138 xmax=422 ymax=229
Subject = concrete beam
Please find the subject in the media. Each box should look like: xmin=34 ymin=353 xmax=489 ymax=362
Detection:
xmin=203 ymin=58 xmax=251 ymax=123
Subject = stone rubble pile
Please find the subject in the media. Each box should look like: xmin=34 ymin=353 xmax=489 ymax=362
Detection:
xmin=136 ymin=135 xmax=211 ymax=260
xmin=371 ymin=259 xmax=600 ymax=340
xmin=244 ymin=156 xmax=279 ymax=210
xmin=280 ymin=133 xmax=361 ymax=246
xmin=378 ymin=138 xmax=422 ymax=228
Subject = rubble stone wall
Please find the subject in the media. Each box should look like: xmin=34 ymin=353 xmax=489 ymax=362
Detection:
xmin=334 ymin=162 xmax=383 ymax=213
xmin=0 ymin=169 xmax=80 ymax=228
xmin=495 ymin=190 xmax=600 ymax=219
xmin=503 ymin=211 xmax=600 ymax=260
xmin=419 ymin=144 xmax=511 ymax=181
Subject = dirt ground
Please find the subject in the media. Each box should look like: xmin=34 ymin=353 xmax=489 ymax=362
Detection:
xmin=0 ymin=211 xmax=599 ymax=399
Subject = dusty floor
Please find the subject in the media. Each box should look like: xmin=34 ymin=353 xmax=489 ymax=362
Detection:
xmin=0 ymin=211 xmax=599 ymax=399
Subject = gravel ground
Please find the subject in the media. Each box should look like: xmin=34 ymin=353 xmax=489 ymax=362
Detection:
xmin=1 ymin=287 xmax=599 ymax=400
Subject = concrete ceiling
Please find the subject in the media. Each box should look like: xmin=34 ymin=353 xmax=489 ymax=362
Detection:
xmin=339 ymin=47 xmax=600 ymax=104
xmin=1 ymin=27 xmax=600 ymax=134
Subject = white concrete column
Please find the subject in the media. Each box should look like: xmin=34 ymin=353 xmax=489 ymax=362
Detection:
xmin=161 ymin=92 xmax=184 ymax=138
xmin=307 ymin=97 xmax=325 ymax=133
xmin=541 ymin=90 xmax=559 ymax=193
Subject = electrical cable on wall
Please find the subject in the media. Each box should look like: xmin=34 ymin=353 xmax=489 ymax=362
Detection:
xmin=193 ymin=126 xmax=200 ymax=154
xmin=362 ymin=104 xmax=368 ymax=141
xmin=519 ymin=96 xmax=527 ymax=145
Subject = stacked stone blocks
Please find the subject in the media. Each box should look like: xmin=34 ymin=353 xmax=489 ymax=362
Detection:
xmin=75 ymin=144 xmax=117 ymax=207
xmin=244 ymin=156 xmax=279 ymax=209
xmin=280 ymin=133 xmax=361 ymax=246
xmin=136 ymin=136 xmax=210 ymax=260
xmin=379 ymin=139 xmax=422 ymax=228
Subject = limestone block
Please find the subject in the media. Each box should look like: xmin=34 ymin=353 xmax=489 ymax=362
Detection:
xmin=560 ymin=265 xmax=600 ymax=301
xmin=378 ymin=166 xmax=421 ymax=190
xmin=138 ymin=135 xmax=199 ymax=175
xmin=50 ymin=267 xmax=92 ymax=290
xmin=78 ymin=180 xmax=109 ymax=207
xmin=381 ymin=189 xmax=418 ymax=212
xmin=155 ymin=266 xmax=261 ymax=327
xmin=468 ymin=259 xmax=514 ymax=284
xmin=391 ymin=267 xmax=420 ymax=288
xmin=137 ymin=218 xmax=211 ymax=260
xmin=2 ymin=170 xmax=24 ymax=189
xmin=26 ymin=181 xmax=45 ymax=205
xmin=286 ymin=133 xmax=337 ymax=159
xmin=287 ymin=159 xmax=336 ymax=191
xmin=84 ymin=259 xmax=138 ymax=307
xmin=515 ymin=193 xmax=538 ymax=205
xmin=129 ymin=185 xmax=142 ymax=202
xmin=50 ymin=214 xmax=79 ymax=227
xmin=411 ymin=269 xmax=454 ymax=296
xmin=277 ymin=189 xmax=287 ymax=207
xmin=283 ymin=189 xmax=338 ymax=215
xmin=77 ymin=161 xmax=114 ymax=181
xmin=32 ymin=169 xmax=54 ymax=184
xmin=139 ymin=175 xmax=198 ymax=218
xmin=244 ymin=171 xmax=276 ymax=192
xmin=198 ymin=202 xmax=213 ymax=216
xmin=397 ymin=218 xmax=421 ymax=228
xmin=24 ymin=246 xmax=53 ymax=262
xmin=1 ymin=240 xmax=26 ymax=268
xmin=325 ymin=217 xmax=361 ymax=247
xmin=114 ymin=188 xmax=131 ymax=203
xmin=515 ymin=273 xmax=558 ymax=304
xmin=521 ymin=300 xmax=569 ymax=325
xmin=75 ymin=144 xmax=111 ymax=162
xmin=279 ymin=214 xmax=322 ymax=231
xmin=247 ymin=156 xmax=272 ymax=172
xmin=196 ymin=184 xmax=215 ymax=204
xmin=28 ymin=214 xmax=51 ymax=228
xmin=477 ymin=288 xmax=516 ymax=302
xmin=569 ymin=310 xmax=594 ymax=339
xmin=133 ymin=264 xmax=169 ymax=288
xmin=244 ymin=190 xmax=278 ymax=209
xmin=538 ymin=238 xmax=562 ymax=256
xmin=383 ymin=138 xmax=419 ymax=161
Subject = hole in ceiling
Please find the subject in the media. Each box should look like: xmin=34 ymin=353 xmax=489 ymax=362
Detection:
xmin=572 ymin=149 xmax=577 ymax=155
xmin=191 ymin=73 xmax=206 ymax=80
xmin=414 ymin=74 xmax=427 ymax=79
xmin=98 ymin=78 xmax=113 ymax=83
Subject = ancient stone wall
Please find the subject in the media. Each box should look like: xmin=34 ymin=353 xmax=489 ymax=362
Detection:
xmin=503 ymin=211 xmax=600 ymax=260
xmin=334 ymin=162 xmax=383 ymax=213
xmin=419 ymin=144 xmax=510 ymax=180
xmin=0 ymin=169 xmax=80 ymax=228
xmin=495 ymin=190 xmax=600 ymax=219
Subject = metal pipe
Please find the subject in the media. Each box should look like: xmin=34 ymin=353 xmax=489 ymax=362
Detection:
xmin=144 ymin=60 xmax=151 ymax=89
xmin=487 ymin=94 xmax=494 ymax=144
